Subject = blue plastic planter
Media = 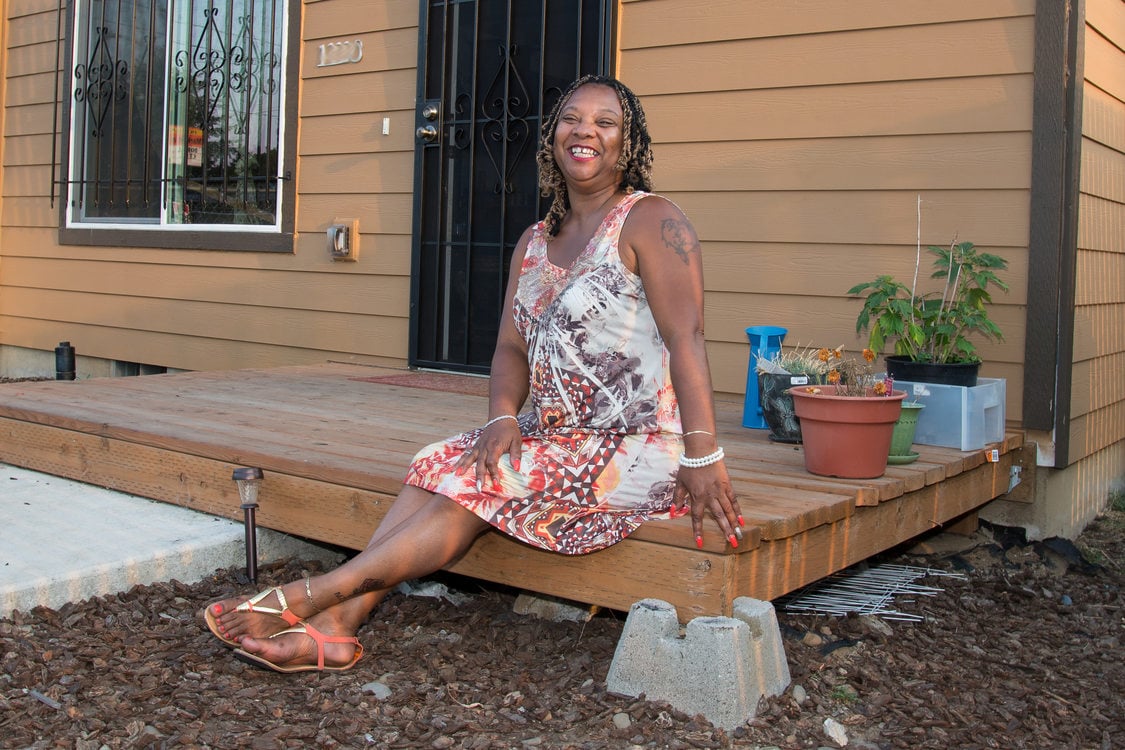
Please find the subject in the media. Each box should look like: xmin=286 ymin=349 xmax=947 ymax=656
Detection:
xmin=742 ymin=325 xmax=787 ymax=428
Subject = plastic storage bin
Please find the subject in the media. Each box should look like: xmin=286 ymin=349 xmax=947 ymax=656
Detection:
xmin=892 ymin=378 xmax=1006 ymax=451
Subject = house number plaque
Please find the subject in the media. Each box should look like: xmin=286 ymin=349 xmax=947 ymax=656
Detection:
xmin=317 ymin=39 xmax=364 ymax=67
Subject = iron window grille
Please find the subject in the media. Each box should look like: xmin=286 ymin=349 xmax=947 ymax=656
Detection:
xmin=55 ymin=0 xmax=295 ymax=248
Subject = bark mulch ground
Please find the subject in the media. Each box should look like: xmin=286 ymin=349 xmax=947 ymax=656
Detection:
xmin=2 ymin=505 xmax=1122 ymax=750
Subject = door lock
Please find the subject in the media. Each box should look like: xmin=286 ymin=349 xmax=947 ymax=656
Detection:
xmin=421 ymin=104 xmax=439 ymax=120
xmin=416 ymin=125 xmax=438 ymax=142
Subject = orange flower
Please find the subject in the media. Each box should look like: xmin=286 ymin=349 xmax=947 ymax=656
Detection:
xmin=873 ymin=381 xmax=888 ymax=395
xmin=817 ymin=348 xmax=831 ymax=362
xmin=827 ymin=369 xmax=841 ymax=384
xmin=863 ymin=348 xmax=876 ymax=362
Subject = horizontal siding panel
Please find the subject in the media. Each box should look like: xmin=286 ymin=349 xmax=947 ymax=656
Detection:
xmin=1077 ymin=193 xmax=1125 ymax=254
xmin=0 ymin=226 xmax=414 ymax=276
xmin=293 ymin=232 xmax=413 ymax=276
xmin=622 ymin=18 xmax=1034 ymax=95
xmin=1075 ymin=249 xmax=1125 ymax=306
xmin=621 ymin=0 xmax=1033 ymax=48
xmin=1 ymin=164 xmax=51 ymax=198
xmin=0 ymin=288 xmax=409 ymax=357
xmin=297 ymin=193 xmax=413 ymax=235
xmin=1 ymin=196 xmax=55 ymax=227
xmin=666 ymin=190 xmax=1029 ymax=247
xmin=0 ymin=317 xmax=407 ymax=372
xmin=2 ymin=134 xmax=53 ymax=167
xmin=1087 ymin=0 xmax=1125 ymax=45
xmin=5 ymin=6 xmax=59 ymax=47
xmin=658 ymin=133 xmax=1031 ymax=192
xmin=1082 ymin=85 xmax=1125 ymax=152
xmin=642 ymin=77 xmax=1033 ymax=143
xmin=4 ymin=36 xmax=58 ymax=77
xmin=4 ymin=70 xmax=56 ymax=107
xmin=300 ymin=27 xmax=416 ymax=79
xmin=1085 ymin=26 xmax=1125 ymax=103
xmin=702 ymin=242 xmax=1029 ymax=305
xmin=703 ymin=291 xmax=1026 ymax=364
xmin=300 ymin=69 xmax=416 ymax=117
xmin=298 ymin=152 xmax=414 ymax=194
xmin=1068 ymin=400 xmax=1125 ymax=462
xmin=9 ymin=0 xmax=58 ymax=19
xmin=303 ymin=0 xmax=417 ymax=39
xmin=1070 ymin=352 xmax=1125 ymax=416
xmin=3 ymin=102 xmax=54 ymax=138
xmin=299 ymin=112 xmax=415 ymax=155
xmin=1071 ymin=304 xmax=1125 ymax=361
xmin=1 ymin=258 xmax=410 ymax=317
xmin=1080 ymin=139 xmax=1125 ymax=203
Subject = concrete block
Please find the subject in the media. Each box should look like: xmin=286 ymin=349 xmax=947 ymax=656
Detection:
xmin=605 ymin=597 xmax=791 ymax=730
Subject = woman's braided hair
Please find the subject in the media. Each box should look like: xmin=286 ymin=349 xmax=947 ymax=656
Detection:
xmin=536 ymin=75 xmax=654 ymax=238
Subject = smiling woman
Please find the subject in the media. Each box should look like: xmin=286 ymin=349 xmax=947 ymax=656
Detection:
xmin=203 ymin=76 xmax=742 ymax=676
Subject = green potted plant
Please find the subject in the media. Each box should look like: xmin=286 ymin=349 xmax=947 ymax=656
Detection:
xmin=787 ymin=348 xmax=906 ymax=479
xmin=846 ymin=240 xmax=1009 ymax=386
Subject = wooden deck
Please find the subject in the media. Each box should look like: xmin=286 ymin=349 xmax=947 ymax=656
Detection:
xmin=0 ymin=363 xmax=1031 ymax=620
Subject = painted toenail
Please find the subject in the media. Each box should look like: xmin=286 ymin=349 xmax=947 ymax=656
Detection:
xmin=213 ymin=603 xmax=223 ymax=614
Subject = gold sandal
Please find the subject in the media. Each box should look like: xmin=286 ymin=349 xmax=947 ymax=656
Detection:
xmin=203 ymin=586 xmax=302 ymax=648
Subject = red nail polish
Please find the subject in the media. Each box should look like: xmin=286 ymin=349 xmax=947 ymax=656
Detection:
xmin=728 ymin=534 xmax=738 ymax=548
xmin=695 ymin=536 xmax=703 ymax=549
xmin=213 ymin=603 xmax=223 ymax=614
xmin=737 ymin=515 xmax=745 ymax=527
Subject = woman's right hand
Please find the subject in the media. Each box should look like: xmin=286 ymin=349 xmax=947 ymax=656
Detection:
xmin=457 ymin=418 xmax=523 ymax=492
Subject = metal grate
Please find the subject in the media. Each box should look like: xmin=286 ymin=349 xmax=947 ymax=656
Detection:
xmin=779 ymin=563 xmax=966 ymax=622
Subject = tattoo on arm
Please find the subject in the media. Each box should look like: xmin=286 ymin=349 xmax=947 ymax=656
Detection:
xmin=660 ymin=219 xmax=699 ymax=264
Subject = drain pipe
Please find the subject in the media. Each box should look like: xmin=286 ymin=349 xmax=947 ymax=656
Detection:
xmin=54 ymin=341 xmax=76 ymax=380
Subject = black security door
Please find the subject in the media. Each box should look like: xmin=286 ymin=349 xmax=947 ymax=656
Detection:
xmin=409 ymin=0 xmax=612 ymax=372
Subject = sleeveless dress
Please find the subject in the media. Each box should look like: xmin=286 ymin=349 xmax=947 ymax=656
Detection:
xmin=404 ymin=191 xmax=683 ymax=555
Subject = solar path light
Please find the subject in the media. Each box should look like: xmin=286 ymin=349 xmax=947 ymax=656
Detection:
xmin=231 ymin=467 xmax=264 ymax=584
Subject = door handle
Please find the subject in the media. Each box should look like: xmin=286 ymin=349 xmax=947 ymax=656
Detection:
xmin=416 ymin=125 xmax=438 ymax=142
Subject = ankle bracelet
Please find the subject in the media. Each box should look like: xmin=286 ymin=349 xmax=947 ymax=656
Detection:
xmin=304 ymin=575 xmax=322 ymax=615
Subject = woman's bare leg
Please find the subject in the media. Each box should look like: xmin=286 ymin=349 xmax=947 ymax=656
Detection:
xmin=209 ymin=484 xmax=475 ymax=642
xmin=235 ymin=491 xmax=489 ymax=667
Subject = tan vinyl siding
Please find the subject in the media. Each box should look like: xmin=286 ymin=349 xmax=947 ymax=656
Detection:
xmin=618 ymin=1 xmax=1034 ymax=422
xmin=1070 ymin=0 xmax=1125 ymax=465
xmin=0 ymin=0 xmax=419 ymax=373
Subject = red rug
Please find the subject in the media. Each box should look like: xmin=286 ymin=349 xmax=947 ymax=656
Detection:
xmin=350 ymin=371 xmax=490 ymax=397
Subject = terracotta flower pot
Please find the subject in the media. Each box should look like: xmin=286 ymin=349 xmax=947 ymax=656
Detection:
xmin=788 ymin=385 xmax=906 ymax=479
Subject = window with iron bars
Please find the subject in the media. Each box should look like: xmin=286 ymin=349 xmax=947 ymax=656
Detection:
xmin=59 ymin=0 xmax=295 ymax=250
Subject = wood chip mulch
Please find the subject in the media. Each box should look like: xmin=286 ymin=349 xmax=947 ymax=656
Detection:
xmin=2 ymin=510 xmax=1122 ymax=750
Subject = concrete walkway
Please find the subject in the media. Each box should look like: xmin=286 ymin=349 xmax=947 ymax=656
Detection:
xmin=1 ymin=463 xmax=342 ymax=617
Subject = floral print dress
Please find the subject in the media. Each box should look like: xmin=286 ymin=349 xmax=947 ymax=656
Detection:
xmin=404 ymin=191 xmax=683 ymax=555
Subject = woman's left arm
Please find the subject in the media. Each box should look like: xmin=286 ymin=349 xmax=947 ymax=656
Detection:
xmin=621 ymin=196 xmax=743 ymax=549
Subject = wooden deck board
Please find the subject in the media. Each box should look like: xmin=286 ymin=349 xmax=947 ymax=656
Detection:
xmin=0 ymin=363 xmax=1027 ymax=619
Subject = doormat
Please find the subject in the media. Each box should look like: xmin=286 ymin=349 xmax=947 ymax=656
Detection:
xmin=350 ymin=371 xmax=490 ymax=397
xmin=778 ymin=563 xmax=965 ymax=622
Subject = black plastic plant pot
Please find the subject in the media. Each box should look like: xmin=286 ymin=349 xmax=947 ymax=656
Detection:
xmin=885 ymin=355 xmax=980 ymax=388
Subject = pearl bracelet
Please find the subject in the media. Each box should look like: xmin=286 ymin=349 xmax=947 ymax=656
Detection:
xmin=483 ymin=414 xmax=518 ymax=429
xmin=678 ymin=447 xmax=725 ymax=468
